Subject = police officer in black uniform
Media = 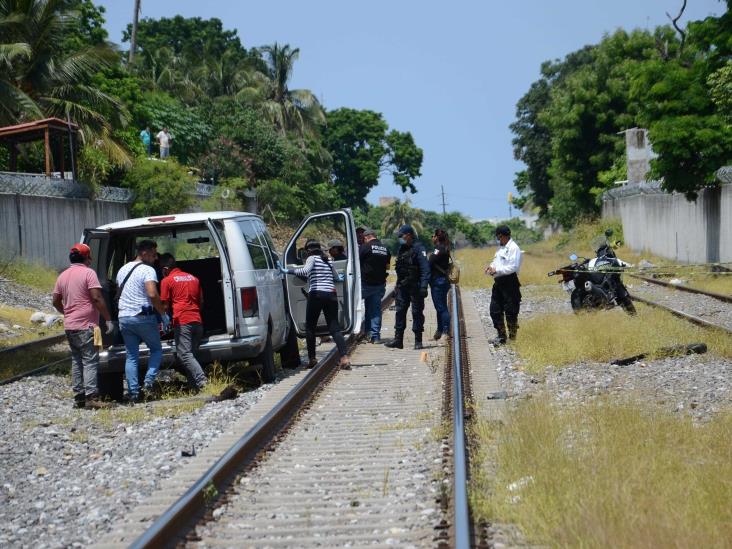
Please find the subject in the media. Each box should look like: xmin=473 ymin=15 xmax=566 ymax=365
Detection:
xmin=385 ymin=225 xmax=430 ymax=350
xmin=359 ymin=228 xmax=391 ymax=343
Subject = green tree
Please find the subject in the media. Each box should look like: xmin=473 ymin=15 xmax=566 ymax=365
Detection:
xmin=380 ymin=199 xmax=425 ymax=238
xmin=0 ymin=0 xmax=129 ymax=163
xmin=122 ymin=157 xmax=195 ymax=216
xmin=325 ymin=108 xmax=423 ymax=208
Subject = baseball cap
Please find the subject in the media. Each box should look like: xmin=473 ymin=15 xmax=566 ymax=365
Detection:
xmin=327 ymin=239 xmax=344 ymax=249
xmin=363 ymin=228 xmax=376 ymax=237
xmin=70 ymin=243 xmax=91 ymax=258
xmin=397 ymin=224 xmax=415 ymax=236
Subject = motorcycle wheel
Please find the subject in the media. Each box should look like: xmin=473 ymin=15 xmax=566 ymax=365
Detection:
xmin=619 ymin=296 xmax=637 ymax=315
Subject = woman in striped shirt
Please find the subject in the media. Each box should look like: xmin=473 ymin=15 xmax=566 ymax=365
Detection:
xmin=281 ymin=239 xmax=351 ymax=370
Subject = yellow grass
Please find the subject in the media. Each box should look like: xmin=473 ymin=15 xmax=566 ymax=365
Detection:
xmin=471 ymin=397 xmax=732 ymax=548
xmin=512 ymin=304 xmax=732 ymax=373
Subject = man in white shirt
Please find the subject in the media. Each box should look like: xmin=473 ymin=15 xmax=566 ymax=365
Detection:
xmin=485 ymin=225 xmax=522 ymax=345
xmin=116 ymin=239 xmax=169 ymax=402
xmin=156 ymin=127 xmax=171 ymax=159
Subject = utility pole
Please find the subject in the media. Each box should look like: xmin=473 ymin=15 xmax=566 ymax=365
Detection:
xmin=440 ymin=185 xmax=447 ymax=215
xmin=129 ymin=0 xmax=141 ymax=65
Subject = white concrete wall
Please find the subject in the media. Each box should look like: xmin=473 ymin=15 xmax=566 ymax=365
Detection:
xmin=0 ymin=193 xmax=129 ymax=270
xmin=602 ymin=184 xmax=731 ymax=264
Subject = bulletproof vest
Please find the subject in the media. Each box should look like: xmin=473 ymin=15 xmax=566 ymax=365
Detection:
xmin=395 ymin=246 xmax=420 ymax=285
xmin=361 ymin=240 xmax=390 ymax=284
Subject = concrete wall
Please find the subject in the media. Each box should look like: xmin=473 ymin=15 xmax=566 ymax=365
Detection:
xmin=602 ymin=183 xmax=731 ymax=264
xmin=0 ymin=193 xmax=129 ymax=270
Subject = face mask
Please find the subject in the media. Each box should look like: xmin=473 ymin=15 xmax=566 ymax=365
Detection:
xmin=496 ymin=238 xmax=502 ymax=245
xmin=398 ymin=237 xmax=407 ymax=245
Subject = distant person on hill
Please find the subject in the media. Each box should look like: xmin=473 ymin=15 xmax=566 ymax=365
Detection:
xmin=485 ymin=225 xmax=522 ymax=345
xmin=52 ymin=243 xmax=114 ymax=409
xmin=156 ymin=127 xmax=172 ymax=159
xmin=139 ymin=126 xmax=152 ymax=158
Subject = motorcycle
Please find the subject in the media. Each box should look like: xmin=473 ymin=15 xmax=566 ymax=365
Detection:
xmin=548 ymin=230 xmax=636 ymax=315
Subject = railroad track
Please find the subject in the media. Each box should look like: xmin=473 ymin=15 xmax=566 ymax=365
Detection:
xmin=103 ymin=286 xmax=475 ymax=549
xmin=630 ymin=292 xmax=732 ymax=335
xmin=628 ymin=273 xmax=732 ymax=304
xmin=0 ymin=333 xmax=69 ymax=385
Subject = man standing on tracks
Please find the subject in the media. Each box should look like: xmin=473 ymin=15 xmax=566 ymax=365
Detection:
xmin=359 ymin=228 xmax=391 ymax=343
xmin=159 ymin=253 xmax=208 ymax=393
xmin=52 ymin=243 xmax=114 ymax=409
xmin=385 ymin=225 xmax=430 ymax=350
xmin=485 ymin=225 xmax=522 ymax=345
xmin=117 ymin=239 xmax=169 ymax=402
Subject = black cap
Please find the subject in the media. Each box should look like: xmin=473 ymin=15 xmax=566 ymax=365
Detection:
xmin=495 ymin=225 xmax=511 ymax=237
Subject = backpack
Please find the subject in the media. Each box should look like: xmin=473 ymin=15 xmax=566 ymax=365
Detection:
xmin=446 ymin=257 xmax=460 ymax=284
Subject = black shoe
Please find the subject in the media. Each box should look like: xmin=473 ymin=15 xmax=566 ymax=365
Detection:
xmin=306 ymin=358 xmax=318 ymax=369
xmin=130 ymin=391 xmax=145 ymax=404
xmin=414 ymin=341 xmax=424 ymax=350
xmin=489 ymin=337 xmax=507 ymax=346
xmin=385 ymin=338 xmax=403 ymax=349
xmin=85 ymin=396 xmax=113 ymax=410
xmin=73 ymin=399 xmax=85 ymax=409
xmin=370 ymin=337 xmax=383 ymax=344
xmin=433 ymin=330 xmax=442 ymax=341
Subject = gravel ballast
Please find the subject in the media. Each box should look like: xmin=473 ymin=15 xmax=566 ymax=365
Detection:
xmin=473 ymin=286 xmax=732 ymax=421
xmin=0 ymin=376 xmax=271 ymax=548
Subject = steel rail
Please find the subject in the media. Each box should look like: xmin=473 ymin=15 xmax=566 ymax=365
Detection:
xmin=0 ymin=333 xmax=65 ymax=356
xmin=629 ymin=274 xmax=732 ymax=304
xmin=0 ymin=355 xmax=70 ymax=385
xmin=449 ymin=284 xmax=471 ymax=549
xmin=630 ymin=294 xmax=732 ymax=335
xmin=130 ymin=290 xmax=395 ymax=549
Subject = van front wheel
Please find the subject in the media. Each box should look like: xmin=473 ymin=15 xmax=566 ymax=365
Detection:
xmin=257 ymin=331 xmax=276 ymax=384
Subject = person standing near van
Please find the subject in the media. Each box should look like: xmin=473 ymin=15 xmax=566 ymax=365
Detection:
xmin=359 ymin=228 xmax=390 ymax=343
xmin=156 ymin=127 xmax=172 ymax=159
xmin=52 ymin=243 xmax=114 ymax=409
xmin=117 ymin=240 xmax=169 ymax=402
xmin=280 ymin=240 xmax=351 ymax=370
xmin=429 ymin=229 xmax=451 ymax=340
xmin=159 ymin=253 xmax=208 ymax=392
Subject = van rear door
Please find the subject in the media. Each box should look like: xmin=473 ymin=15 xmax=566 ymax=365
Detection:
xmin=81 ymin=228 xmax=113 ymax=344
xmin=206 ymin=219 xmax=237 ymax=336
xmin=283 ymin=209 xmax=362 ymax=337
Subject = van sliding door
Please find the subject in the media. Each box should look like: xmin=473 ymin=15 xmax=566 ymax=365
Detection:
xmin=206 ymin=219 xmax=237 ymax=336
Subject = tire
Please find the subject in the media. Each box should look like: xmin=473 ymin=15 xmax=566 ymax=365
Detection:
xmin=619 ymin=296 xmax=637 ymax=315
xmin=257 ymin=330 xmax=276 ymax=383
xmin=98 ymin=371 xmax=124 ymax=402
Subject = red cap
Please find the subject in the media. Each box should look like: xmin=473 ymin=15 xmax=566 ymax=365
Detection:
xmin=70 ymin=243 xmax=91 ymax=258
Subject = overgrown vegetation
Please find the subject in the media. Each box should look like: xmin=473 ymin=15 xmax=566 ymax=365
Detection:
xmin=0 ymin=256 xmax=59 ymax=292
xmin=513 ymin=304 xmax=732 ymax=372
xmin=472 ymin=397 xmax=732 ymax=548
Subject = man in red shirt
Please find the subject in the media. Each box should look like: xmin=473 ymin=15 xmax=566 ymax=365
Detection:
xmin=52 ymin=243 xmax=114 ymax=409
xmin=159 ymin=253 xmax=208 ymax=391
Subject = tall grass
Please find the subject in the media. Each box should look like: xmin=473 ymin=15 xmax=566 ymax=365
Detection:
xmin=471 ymin=397 xmax=732 ymax=548
xmin=0 ymin=257 xmax=58 ymax=292
xmin=513 ymin=304 xmax=732 ymax=373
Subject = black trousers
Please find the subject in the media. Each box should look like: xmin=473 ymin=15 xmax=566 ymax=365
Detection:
xmin=394 ymin=284 xmax=425 ymax=335
xmin=306 ymin=290 xmax=348 ymax=360
xmin=489 ymin=273 xmax=522 ymax=336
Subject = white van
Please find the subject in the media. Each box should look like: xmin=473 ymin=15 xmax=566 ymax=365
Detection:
xmin=82 ymin=210 xmax=362 ymax=398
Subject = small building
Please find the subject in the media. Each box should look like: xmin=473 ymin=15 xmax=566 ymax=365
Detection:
xmin=0 ymin=117 xmax=79 ymax=179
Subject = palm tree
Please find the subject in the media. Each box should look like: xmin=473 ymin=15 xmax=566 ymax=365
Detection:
xmin=241 ymin=43 xmax=325 ymax=137
xmin=381 ymin=198 xmax=425 ymax=237
xmin=0 ymin=0 xmax=130 ymax=164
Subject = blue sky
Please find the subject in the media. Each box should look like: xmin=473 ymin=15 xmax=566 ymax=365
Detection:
xmin=97 ymin=0 xmax=723 ymax=220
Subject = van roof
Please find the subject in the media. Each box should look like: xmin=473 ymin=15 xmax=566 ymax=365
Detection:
xmin=96 ymin=211 xmax=258 ymax=231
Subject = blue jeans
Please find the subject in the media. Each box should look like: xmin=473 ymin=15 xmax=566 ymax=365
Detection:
xmin=362 ymin=283 xmax=386 ymax=339
xmin=119 ymin=315 xmax=163 ymax=397
xmin=430 ymin=276 xmax=451 ymax=334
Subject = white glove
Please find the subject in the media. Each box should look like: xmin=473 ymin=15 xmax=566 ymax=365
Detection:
xmin=105 ymin=320 xmax=115 ymax=334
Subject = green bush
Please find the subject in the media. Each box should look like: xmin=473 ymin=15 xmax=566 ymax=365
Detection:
xmin=122 ymin=158 xmax=195 ymax=217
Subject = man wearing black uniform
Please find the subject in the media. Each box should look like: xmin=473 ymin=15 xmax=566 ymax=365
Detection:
xmin=385 ymin=225 xmax=430 ymax=350
xmin=359 ymin=228 xmax=391 ymax=343
xmin=485 ymin=225 xmax=523 ymax=345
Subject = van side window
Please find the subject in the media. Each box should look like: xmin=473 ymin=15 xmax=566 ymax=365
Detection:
xmin=255 ymin=221 xmax=279 ymax=266
xmin=239 ymin=221 xmax=269 ymax=269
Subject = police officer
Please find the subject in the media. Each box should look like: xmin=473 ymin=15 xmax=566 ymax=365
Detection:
xmin=359 ymin=228 xmax=391 ymax=343
xmin=485 ymin=225 xmax=522 ymax=345
xmin=385 ymin=225 xmax=430 ymax=350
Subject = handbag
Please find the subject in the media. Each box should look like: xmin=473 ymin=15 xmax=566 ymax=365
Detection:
xmin=434 ymin=254 xmax=460 ymax=284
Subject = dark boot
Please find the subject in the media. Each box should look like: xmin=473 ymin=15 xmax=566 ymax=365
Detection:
xmin=508 ymin=324 xmax=518 ymax=341
xmin=490 ymin=325 xmax=507 ymax=346
xmin=414 ymin=333 xmax=424 ymax=350
xmin=385 ymin=332 xmax=404 ymax=349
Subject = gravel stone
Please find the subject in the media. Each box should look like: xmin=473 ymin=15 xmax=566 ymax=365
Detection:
xmin=0 ymin=375 xmax=272 ymax=548
xmin=0 ymin=276 xmax=54 ymax=312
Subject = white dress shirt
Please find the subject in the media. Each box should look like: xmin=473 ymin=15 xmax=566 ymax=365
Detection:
xmin=489 ymin=238 xmax=522 ymax=277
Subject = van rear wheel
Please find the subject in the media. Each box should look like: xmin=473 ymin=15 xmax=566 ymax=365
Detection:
xmin=257 ymin=331 xmax=276 ymax=384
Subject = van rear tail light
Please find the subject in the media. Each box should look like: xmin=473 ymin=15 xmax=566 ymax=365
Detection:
xmin=240 ymin=287 xmax=259 ymax=317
